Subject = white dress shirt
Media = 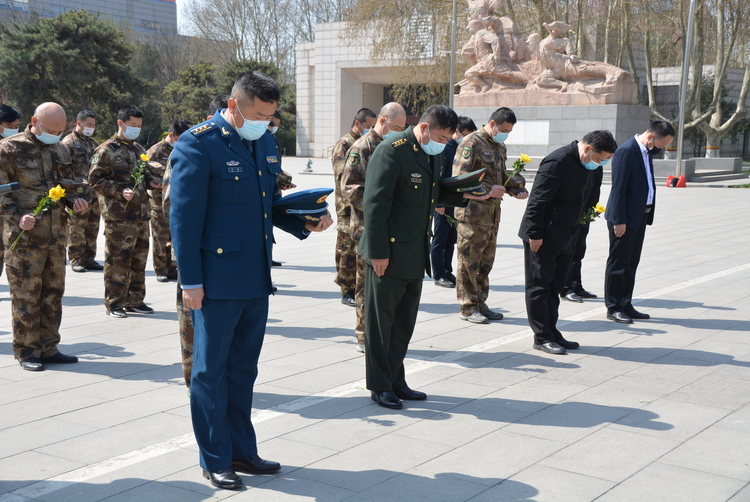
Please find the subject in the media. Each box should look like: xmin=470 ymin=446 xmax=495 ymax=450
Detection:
xmin=635 ymin=135 xmax=655 ymax=205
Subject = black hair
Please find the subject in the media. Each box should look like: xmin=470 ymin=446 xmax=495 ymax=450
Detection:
xmin=169 ymin=118 xmax=193 ymax=136
xmin=273 ymin=110 xmax=281 ymax=120
xmin=118 ymin=105 xmax=143 ymax=123
xmin=0 ymin=104 xmax=21 ymax=123
xmin=647 ymin=120 xmax=676 ymax=139
xmin=418 ymin=104 xmax=458 ymax=132
xmin=231 ymin=71 xmax=280 ymax=104
xmin=457 ymin=116 xmax=477 ymax=134
xmin=351 ymin=108 xmax=376 ymax=127
xmin=489 ymin=107 xmax=516 ymax=126
xmin=581 ymin=130 xmax=618 ymax=154
xmin=76 ymin=110 xmax=96 ymax=123
xmin=208 ymin=94 xmax=230 ymax=117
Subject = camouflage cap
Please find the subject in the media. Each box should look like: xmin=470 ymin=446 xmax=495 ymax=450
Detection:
xmin=441 ymin=168 xmax=489 ymax=196
xmin=272 ymin=187 xmax=333 ymax=222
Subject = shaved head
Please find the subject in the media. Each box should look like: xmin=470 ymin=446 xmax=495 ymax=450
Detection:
xmin=379 ymin=102 xmax=406 ymax=122
xmin=32 ymin=102 xmax=66 ymax=136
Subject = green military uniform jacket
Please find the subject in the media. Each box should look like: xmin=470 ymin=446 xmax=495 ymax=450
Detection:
xmin=359 ymin=126 xmax=465 ymax=279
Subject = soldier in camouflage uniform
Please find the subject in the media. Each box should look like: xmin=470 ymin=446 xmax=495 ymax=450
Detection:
xmin=0 ymin=103 xmax=90 ymax=371
xmin=453 ymin=107 xmax=528 ymax=324
xmin=332 ymin=108 xmax=376 ymax=307
xmin=60 ymin=110 xmax=102 ymax=272
xmin=342 ymin=103 xmax=406 ymax=351
xmin=146 ymin=119 xmax=192 ymax=282
xmin=0 ymin=104 xmax=23 ymax=277
xmin=90 ymin=105 xmax=160 ymax=318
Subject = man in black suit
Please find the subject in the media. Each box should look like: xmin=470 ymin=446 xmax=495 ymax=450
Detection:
xmin=604 ymin=120 xmax=675 ymax=323
xmin=519 ymin=131 xmax=618 ymax=355
xmin=431 ymin=116 xmax=477 ymax=288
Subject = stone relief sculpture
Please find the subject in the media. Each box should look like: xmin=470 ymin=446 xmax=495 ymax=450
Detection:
xmin=456 ymin=0 xmax=638 ymax=106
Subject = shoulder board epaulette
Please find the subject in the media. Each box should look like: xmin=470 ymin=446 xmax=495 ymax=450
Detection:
xmin=391 ymin=138 xmax=408 ymax=148
xmin=191 ymin=123 xmax=214 ymax=136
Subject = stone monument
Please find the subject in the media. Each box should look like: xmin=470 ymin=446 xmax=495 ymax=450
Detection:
xmin=454 ymin=0 xmax=649 ymax=158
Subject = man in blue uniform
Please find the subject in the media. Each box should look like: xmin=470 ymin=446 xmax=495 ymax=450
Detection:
xmin=169 ymin=71 xmax=332 ymax=490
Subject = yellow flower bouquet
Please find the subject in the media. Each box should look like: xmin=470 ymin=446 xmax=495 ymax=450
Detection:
xmin=124 ymin=153 xmax=148 ymax=209
xmin=10 ymin=185 xmax=66 ymax=250
xmin=580 ymin=202 xmax=606 ymax=225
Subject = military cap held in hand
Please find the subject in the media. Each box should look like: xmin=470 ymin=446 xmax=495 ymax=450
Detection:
xmin=441 ymin=168 xmax=489 ymax=196
xmin=272 ymin=188 xmax=333 ymax=222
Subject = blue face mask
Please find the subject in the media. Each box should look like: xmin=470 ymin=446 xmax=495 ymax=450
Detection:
xmin=362 ymin=128 xmax=370 ymax=136
xmin=421 ymin=125 xmax=446 ymax=155
xmin=456 ymin=136 xmax=463 ymax=144
xmin=236 ymin=107 xmax=269 ymax=141
xmin=582 ymin=150 xmax=601 ymax=170
xmin=271 ymin=126 xmax=279 ymax=135
xmin=35 ymin=121 xmax=62 ymax=145
xmin=2 ymin=127 xmax=19 ymax=138
xmin=493 ymin=131 xmax=509 ymax=143
xmin=123 ymin=125 xmax=141 ymax=141
xmin=600 ymin=158 xmax=610 ymax=167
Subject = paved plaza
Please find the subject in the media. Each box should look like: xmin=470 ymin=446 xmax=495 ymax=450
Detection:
xmin=1 ymin=157 xmax=749 ymax=501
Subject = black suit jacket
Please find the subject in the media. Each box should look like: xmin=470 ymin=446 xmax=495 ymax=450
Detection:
xmin=518 ymin=141 xmax=595 ymax=254
xmin=605 ymin=136 xmax=655 ymax=229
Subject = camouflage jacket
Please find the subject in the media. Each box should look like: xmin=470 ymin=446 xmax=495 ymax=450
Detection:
xmin=452 ymin=129 xmax=510 ymax=227
xmin=341 ymin=130 xmax=383 ymax=241
xmin=89 ymin=136 xmax=154 ymax=221
xmin=331 ymin=130 xmax=360 ymax=231
xmin=146 ymin=139 xmax=173 ymax=205
xmin=60 ymin=130 xmax=99 ymax=179
xmin=0 ymin=125 xmax=83 ymax=240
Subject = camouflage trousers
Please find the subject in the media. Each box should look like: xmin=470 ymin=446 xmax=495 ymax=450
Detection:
xmin=354 ymin=252 xmax=366 ymax=344
xmin=150 ymin=203 xmax=175 ymax=277
xmin=103 ymin=220 xmax=149 ymax=310
xmin=334 ymin=230 xmax=357 ymax=294
xmin=456 ymin=221 xmax=499 ymax=315
xmin=4 ymin=228 xmax=66 ymax=361
xmin=175 ymin=273 xmax=194 ymax=388
xmin=64 ymin=197 xmax=101 ymax=266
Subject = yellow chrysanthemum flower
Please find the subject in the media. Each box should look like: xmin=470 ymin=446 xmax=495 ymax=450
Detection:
xmin=595 ymin=203 xmax=606 ymax=213
xmin=520 ymin=153 xmax=532 ymax=164
xmin=140 ymin=154 xmax=149 ymax=162
xmin=48 ymin=185 xmax=66 ymax=201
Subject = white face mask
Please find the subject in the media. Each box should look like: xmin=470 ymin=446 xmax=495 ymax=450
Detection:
xmin=83 ymin=127 xmax=95 ymax=136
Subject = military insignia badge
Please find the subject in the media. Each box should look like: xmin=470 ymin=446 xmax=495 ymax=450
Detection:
xmin=391 ymin=138 xmax=408 ymax=148
xmin=347 ymin=153 xmax=360 ymax=166
xmin=76 ymin=186 xmax=85 ymax=194
xmin=316 ymin=193 xmax=330 ymax=204
xmin=413 ymin=145 xmax=419 ymax=152
xmin=192 ymin=124 xmax=213 ymax=135
xmin=115 ymin=155 xmax=123 ymax=162
xmin=266 ymin=156 xmax=278 ymax=163
xmin=221 ymin=127 xmax=230 ymax=136
xmin=226 ymin=160 xmax=240 ymax=166
xmin=462 ymin=147 xmax=472 ymax=159
xmin=91 ymin=153 xmax=101 ymax=165
xmin=228 ymin=167 xmax=242 ymax=173
xmin=410 ymin=172 xmax=422 ymax=183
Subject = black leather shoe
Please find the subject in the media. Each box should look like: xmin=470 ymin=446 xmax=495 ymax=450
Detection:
xmin=625 ymin=308 xmax=650 ymax=320
xmin=481 ymin=308 xmax=504 ymax=320
xmin=272 ymin=260 xmax=282 ymax=267
xmin=84 ymin=261 xmax=104 ymax=271
xmin=607 ymin=311 xmax=633 ymax=324
xmin=202 ymin=467 xmax=243 ymax=490
xmin=557 ymin=339 xmax=580 ymax=350
xmin=576 ymin=288 xmax=597 ymax=299
xmin=446 ymin=273 xmax=457 ymax=285
xmin=371 ymin=391 xmax=403 ymax=409
xmin=232 ymin=454 xmax=281 ymax=474
xmin=533 ymin=342 xmax=567 ymax=355
xmin=71 ymin=264 xmax=86 ymax=273
xmin=341 ymin=292 xmax=356 ymax=307
xmin=107 ymin=308 xmax=127 ymax=318
xmin=393 ymin=386 xmax=427 ymax=401
xmin=561 ymin=291 xmax=583 ymax=303
xmin=434 ymin=277 xmax=455 ymax=288
xmin=42 ymin=352 xmax=78 ymax=364
xmin=20 ymin=357 xmax=44 ymax=371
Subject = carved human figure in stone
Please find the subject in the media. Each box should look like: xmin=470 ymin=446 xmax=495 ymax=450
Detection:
xmin=462 ymin=19 xmax=530 ymax=92
xmin=535 ymin=21 xmax=630 ymax=92
xmin=465 ymin=0 xmax=503 ymax=18
xmin=525 ymin=33 xmax=541 ymax=60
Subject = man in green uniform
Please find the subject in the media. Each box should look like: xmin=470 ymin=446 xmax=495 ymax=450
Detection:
xmin=61 ymin=109 xmax=102 ymax=273
xmin=0 ymin=102 xmax=89 ymax=371
xmin=331 ymin=108 xmax=376 ymax=307
xmin=90 ymin=105 xmax=161 ymax=318
xmin=147 ymin=118 xmax=192 ymax=282
xmin=452 ymin=107 xmax=528 ymax=324
xmin=342 ymin=102 xmax=407 ymax=353
xmin=360 ymin=105 xmax=493 ymax=409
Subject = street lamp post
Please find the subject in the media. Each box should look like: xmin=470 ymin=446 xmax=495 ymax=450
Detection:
xmin=449 ymin=0 xmax=458 ymax=108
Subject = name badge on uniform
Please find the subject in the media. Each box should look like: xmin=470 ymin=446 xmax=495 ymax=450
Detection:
xmin=266 ymin=156 xmax=278 ymax=163
xmin=228 ymin=167 xmax=242 ymax=173
xmin=411 ymin=172 xmax=422 ymax=183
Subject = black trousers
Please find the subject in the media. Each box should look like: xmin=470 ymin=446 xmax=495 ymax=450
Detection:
xmin=430 ymin=210 xmax=457 ymax=280
xmin=562 ymin=223 xmax=590 ymax=295
xmin=364 ymin=265 xmax=422 ymax=392
xmin=604 ymin=221 xmax=647 ymax=312
xmin=524 ymin=241 xmax=574 ymax=345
